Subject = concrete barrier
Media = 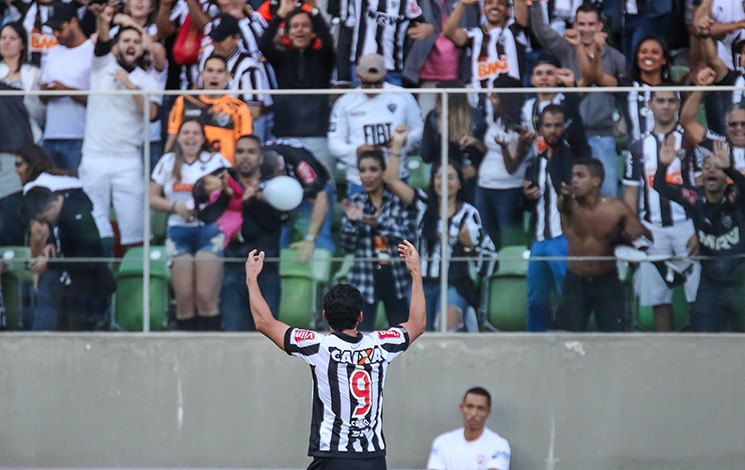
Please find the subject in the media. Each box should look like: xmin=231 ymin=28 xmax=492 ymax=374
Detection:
xmin=1 ymin=333 xmax=744 ymax=469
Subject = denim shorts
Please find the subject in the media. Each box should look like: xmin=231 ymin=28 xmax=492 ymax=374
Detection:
xmin=165 ymin=224 xmax=224 ymax=260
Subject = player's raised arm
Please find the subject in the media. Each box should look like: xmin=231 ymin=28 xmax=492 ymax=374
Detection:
xmin=398 ymin=240 xmax=426 ymax=343
xmin=245 ymin=250 xmax=290 ymax=350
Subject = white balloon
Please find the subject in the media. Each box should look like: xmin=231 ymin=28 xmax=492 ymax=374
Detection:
xmin=263 ymin=175 xmax=303 ymax=211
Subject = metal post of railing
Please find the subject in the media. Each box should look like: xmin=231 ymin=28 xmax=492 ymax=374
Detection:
xmin=439 ymin=91 xmax=449 ymax=333
xmin=142 ymin=92 xmax=151 ymax=333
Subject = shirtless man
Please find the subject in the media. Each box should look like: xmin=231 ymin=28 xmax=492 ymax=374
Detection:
xmin=557 ymin=158 xmax=651 ymax=331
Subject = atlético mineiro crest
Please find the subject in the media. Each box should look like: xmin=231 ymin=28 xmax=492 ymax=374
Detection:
xmin=387 ymin=103 xmax=397 ymax=113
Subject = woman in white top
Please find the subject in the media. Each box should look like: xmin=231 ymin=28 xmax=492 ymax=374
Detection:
xmin=474 ymin=75 xmax=530 ymax=251
xmin=150 ymin=119 xmax=231 ymax=331
xmin=0 ymin=22 xmax=45 ymax=129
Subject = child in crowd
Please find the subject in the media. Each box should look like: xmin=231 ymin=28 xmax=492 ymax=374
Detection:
xmin=191 ymin=170 xmax=245 ymax=247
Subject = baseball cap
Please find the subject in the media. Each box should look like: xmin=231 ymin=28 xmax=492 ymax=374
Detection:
xmin=357 ymin=53 xmax=386 ymax=82
xmin=533 ymin=52 xmax=562 ymax=69
xmin=209 ymin=14 xmax=241 ymax=42
xmin=44 ymin=2 xmax=79 ymax=30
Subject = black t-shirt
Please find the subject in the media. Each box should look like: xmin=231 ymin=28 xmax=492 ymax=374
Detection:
xmin=262 ymin=139 xmax=330 ymax=199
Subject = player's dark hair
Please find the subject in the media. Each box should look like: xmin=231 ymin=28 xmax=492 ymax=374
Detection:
xmin=357 ymin=148 xmax=386 ymax=171
xmin=323 ymin=284 xmax=364 ymax=331
xmin=20 ymin=186 xmax=57 ymax=225
xmin=463 ymin=386 xmax=492 ymax=409
xmin=631 ymin=35 xmax=672 ymax=84
xmin=574 ymin=158 xmax=605 ymax=183
xmin=537 ymin=103 xmax=565 ymax=129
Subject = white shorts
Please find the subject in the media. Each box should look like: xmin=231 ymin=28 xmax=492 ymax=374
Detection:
xmin=637 ymin=220 xmax=701 ymax=306
xmin=79 ymin=152 xmax=146 ymax=245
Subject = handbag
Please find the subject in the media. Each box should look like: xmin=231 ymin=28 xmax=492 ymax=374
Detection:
xmin=172 ymin=13 xmax=203 ymax=65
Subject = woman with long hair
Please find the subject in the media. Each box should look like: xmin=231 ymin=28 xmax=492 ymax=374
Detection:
xmin=420 ymin=80 xmax=486 ymax=203
xmin=150 ymin=119 xmax=231 ymax=331
xmin=339 ymin=147 xmax=416 ymax=331
xmin=0 ymin=22 xmax=44 ymax=128
xmin=474 ymin=75 xmax=529 ymax=250
xmin=385 ymin=126 xmax=495 ymax=331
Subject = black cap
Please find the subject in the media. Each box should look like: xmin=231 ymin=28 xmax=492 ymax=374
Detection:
xmin=533 ymin=52 xmax=562 ymax=69
xmin=209 ymin=14 xmax=241 ymax=42
xmin=44 ymin=2 xmax=79 ymax=30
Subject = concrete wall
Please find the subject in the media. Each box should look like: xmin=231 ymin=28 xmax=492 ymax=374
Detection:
xmin=1 ymin=333 xmax=744 ymax=469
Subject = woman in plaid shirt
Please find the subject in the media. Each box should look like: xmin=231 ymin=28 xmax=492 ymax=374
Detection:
xmin=340 ymin=148 xmax=416 ymax=331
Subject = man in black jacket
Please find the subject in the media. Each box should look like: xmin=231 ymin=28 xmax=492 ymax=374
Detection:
xmin=21 ymin=186 xmax=115 ymax=330
xmin=521 ymin=104 xmax=573 ymax=332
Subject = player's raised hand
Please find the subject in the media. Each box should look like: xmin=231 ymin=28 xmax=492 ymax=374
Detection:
xmin=712 ymin=139 xmax=731 ymax=169
xmin=659 ymin=134 xmax=678 ymax=165
xmin=398 ymin=240 xmax=421 ymax=275
xmin=245 ymin=249 xmax=265 ymax=281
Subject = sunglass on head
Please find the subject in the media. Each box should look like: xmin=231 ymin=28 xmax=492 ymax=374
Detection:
xmin=727 ymin=121 xmax=745 ymax=128
xmin=360 ymin=80 xmax=384 ymax=88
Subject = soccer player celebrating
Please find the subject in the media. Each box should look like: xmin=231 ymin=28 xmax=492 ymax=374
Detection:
xmin=244 ymin=240 xmax=425 ymax=469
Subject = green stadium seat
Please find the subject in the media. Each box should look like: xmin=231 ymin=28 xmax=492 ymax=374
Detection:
xmin=114 ymin=246 xmax=170 ymax=331
xmin=279 ymin=248 xmax=333 ymax=328
xmin=669 ymin=64 xmax=690 ymax=84
xmin=483 ymin=246 xmax=530 ymax=331
xmin=331 ymin=254 xmax=354 ymax=285
xmin=1 ymin=246 xmax=32 ymax=330
xmin=151 ymin=210 xmax=169 ymax=245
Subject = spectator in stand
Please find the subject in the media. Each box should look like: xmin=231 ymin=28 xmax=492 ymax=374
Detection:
xmin=443 ymin=0 xmax=527 ymax=106
xmin=39 ymin=2 xmax=92 ymax=174
xmin=21 ymin=0 xmax=67 ymax=67
xmin=654 ymin=137 xmax=745 ymax=332
xmin=589 ymin=34 xmax=675 ymax=142
xmin=150 ymin=119 xmax=231 ymax=331
xmin=336 ymin=0 xmax=424 ymax=87
xmin=79 ymin=3 xmax=164 ymax=253
xmin=1 ymin=22 xmax=45 ymax=134
xmin=420 ymin=80 xmax=486 ymax=204
xmin=693 ymin=0 xmax=745 ymax=71
xmin=218 ymin=134 xmax=284 ymax=331
xmin=521 ymin=104 xmax=573 ymax=332
xmin=386 ymin=126 xmax=495 ymax=332
xmin=623 ymin=89 xmax=701 ymax=332
xmin=258 ymin=0 xmax=335 ymax=178
xmin=401 ymin=0 xmax=481 ymax=115
xmin=619 ymin=0 xmax=671 ymax=70
xmin=20 ymin=185 xmax=116 ymax=332
xmin=197 ymin=14 xmax=263 ymax=122
xmin=520 ymin=54 xmax=591 ymax=162
xmin=475 ymin=75 xmax=529 ymax=250
xmin=523 ymin=0 xmax=627 ymax=197
xmin=427 ymin=387 xmax=511 ymax=470
xmin=328 ymin=53 xmax=424 ymax=196
xmin=339 ymin=148 xmax=416 ymax=330
xmin=166 ymin=54 xmax=253 ymax=163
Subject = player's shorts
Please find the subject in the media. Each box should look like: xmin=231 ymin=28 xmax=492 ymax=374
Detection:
xmin=306 ymin=456 xmax=387 ymax=470
xmin=78 ymin=152 xmax=144 ymax=245
xmin=637 ymin=220 xmax=700 ymax=306
xmin=165 ymin=224 xmax=224 ymax=261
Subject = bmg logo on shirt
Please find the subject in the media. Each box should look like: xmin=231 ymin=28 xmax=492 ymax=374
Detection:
xmin=378 ymin=329 xmax=400 ymax=339
xmin=363 ymin=123 xmax=393 ymax=146
xmin=294 ymin=329 xmax=316 ymax=342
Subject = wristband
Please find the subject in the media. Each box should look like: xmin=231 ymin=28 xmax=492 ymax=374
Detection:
xmin=170 ymin=202 xmax=177 ymax=214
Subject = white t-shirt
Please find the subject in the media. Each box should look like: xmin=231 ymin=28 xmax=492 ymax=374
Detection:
xmin=327 ymin=82 xmax=424 ymax=185
xmin=478 ymin=122 xmax=524 ymax=190
xmin=151 ymin=151 xmax=230 ymax=226
xmin=41 ymin=39 xmax=93 ymax=140
xmin=712 ymin=0 xmax=745 ymax=70
xmin=83 ymin=52 xmax=164 ymax=157
xmin=427 ymin=427 xmax=511 ymax=470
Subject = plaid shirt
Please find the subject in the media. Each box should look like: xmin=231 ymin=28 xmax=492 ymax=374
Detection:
xmin=340 ymin=189 xmax=416 ymax=304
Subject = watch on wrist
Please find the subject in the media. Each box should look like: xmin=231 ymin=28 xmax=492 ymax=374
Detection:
xmin=304 ymin=234 xmax=316 ymax=242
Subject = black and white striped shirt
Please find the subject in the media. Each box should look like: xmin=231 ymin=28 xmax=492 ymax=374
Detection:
xmin=464 ymin=22 xmax=526 ymax=92
xmin=344 ymin=0 xmax=423 ymax=72
xmin=624 ymin=80 xmax=654 ymax=142
xmin=524 ymin=144 xmax=573 ymax=242
xmin=196 ymin=45 xmax=264 ymax=106
xmin=625 ymin=126 xmax=700 ymax=227
xmin=284 ymin=327 xmax=409 ymax=458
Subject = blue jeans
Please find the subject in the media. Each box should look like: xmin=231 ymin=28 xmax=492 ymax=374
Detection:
xmin=220 ymin=269 xmax=280 ymax=331
xmin=527 ymin=236 xmax=568 ymax=332
xmin=32 ymin=270 xmax=61 ymax=331
xmin=423 ymin=280 xmax=476 ymax=332
xmin=144 ymin=141 xmax=163 ymax=175
xmin=42 ymin=139 xmax=83 ymax=175
xmin=475 ymin=186 xmax=525 ymax=250
xmin=280 ymin=182 xmax=336 ymax=254
xmin=252 ymin=113 xmax=276 ymax=143
xmin=588 ymin=135 xmax=619 ymax=198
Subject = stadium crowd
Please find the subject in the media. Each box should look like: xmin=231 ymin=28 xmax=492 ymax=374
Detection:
xmin=1 ymin=0 xmax=745 ymax=334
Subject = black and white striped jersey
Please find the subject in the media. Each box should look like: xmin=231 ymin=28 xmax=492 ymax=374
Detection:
xmin=464 ymin=22 xmax=526 ymax=92
xmin=196 ymin=45 xmax=264 ymax=106
xmin=700 ymin=129 xmax=745 ymax=176
xmin=344 ymin=0 xmax=423 ymax=72
xmin=624 ymin=80 xmax=654 ymax=142
xmin=624 ymin=126 xmax=700 ymax=227
xmin=284 ymin=326 xmax=409 ymax=458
